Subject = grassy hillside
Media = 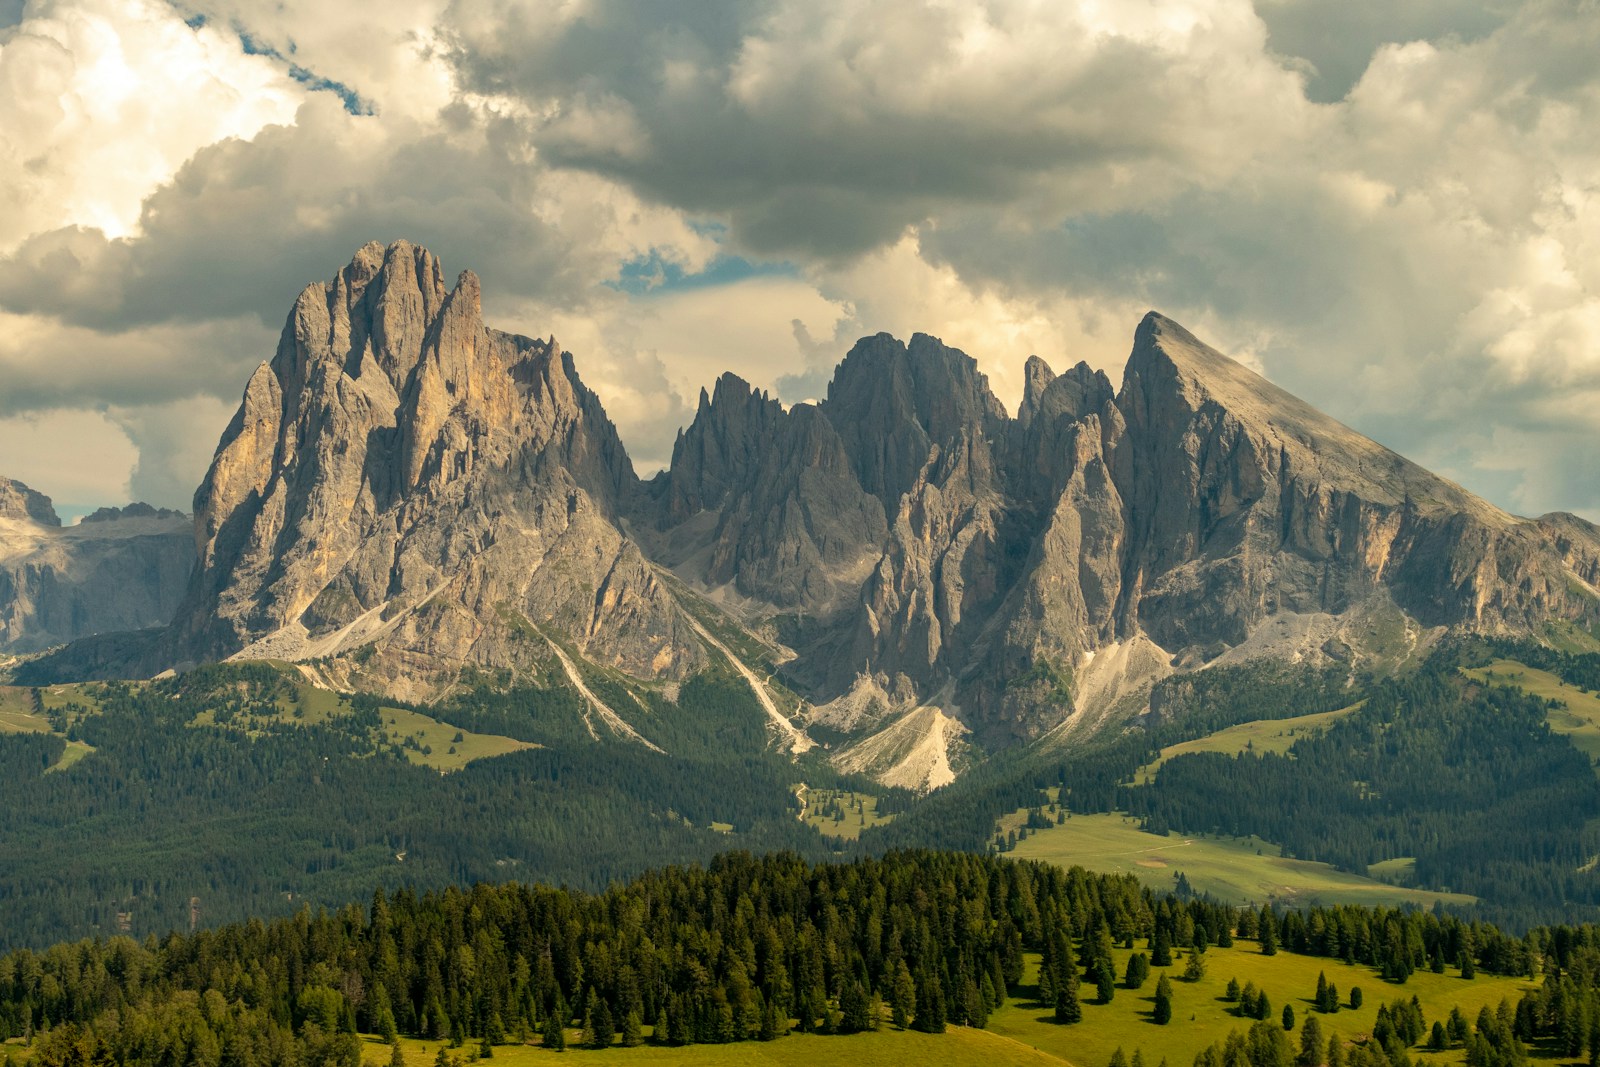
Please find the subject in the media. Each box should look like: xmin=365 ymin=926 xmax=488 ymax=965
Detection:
xmin=1464 ymin=659 xmax=1600 ymax=763
xmin=988 ymin=940 xmax=1531 ymax=1067
xmin=376 ymin=1027 xmax=1068 ymax=1067
xmin=1133 ymin=705 xmax=1362 ymax=784
xmin=315 ymin=941 xmax=1528 ymax=1067
xmin=799 ymin=787 xmax=897 ymax=840
xmin=1004 ymin=811 xmax=1476 ymax=909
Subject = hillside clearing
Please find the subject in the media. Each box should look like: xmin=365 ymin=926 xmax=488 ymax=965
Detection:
xmin=1133 ymin=704 xmax=1363 ymax=784
xmin=1464 ymin=659 xmax=1600 ymax=762
xmin=1006 ymin=812 xmax=1476 ymax=909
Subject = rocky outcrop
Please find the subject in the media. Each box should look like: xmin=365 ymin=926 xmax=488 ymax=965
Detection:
xmin=1111 ymin=314 xmax=1599 ymax=657
xmin=171 ymin=240 xmax=704 ymax=698
xmin=0 ymin=479 xmax=193 ymax=653
xmin=23 ymin=244 xmax=1600 ymax=760
xmin=0 ymin=477 xmax=60 ymax=526
xmin=641 ymin=374 xmax=886 ymax=616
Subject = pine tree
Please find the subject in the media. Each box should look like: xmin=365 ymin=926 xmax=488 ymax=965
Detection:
xmin=913 ymin=970 xmax=946 ymax=1034
xmin=1299 ymin=1016 xmax=1324 ymax=1067
xmin=841 ymin=981 xmax=871 ymax=1034
xmin=1315 ymin=973 xmax=1329 ymax=1013
xmin=1152 ymin=927 xmax=1173 ymax=967
xmin=1110 ymin=1048 xmax=1129 ymax=1067
xmin=541 ymin=1011 xmax=565 ymax=1052
xmin=1283 ymin=1004 xmax=1296 ymax=1031
xmin=1184 ymin=951 xmax=1207 ymax=982
xmin=389 ymin=1043 xmax=406 ymax=1067
xmin=1125 ymin=953 xmax=1150 ymax=990
xmin=1260 ymin=907 xmax=1279 ymax=956
xmin=1226 ymin=977 xmax=1241 ymax=1002
xmin=1056 ymin=925 xmax=1082 ymax=1023
xmin=621 ymin=1011 xmax=643 ymax=1048
xmin=1153 ymin=975 xmax=1174 ymax=1026
xmin=1326 ymin=1035 xmax=1345 ymax=1067
xmin=891 ymin=961 xmax=916 ymax=1029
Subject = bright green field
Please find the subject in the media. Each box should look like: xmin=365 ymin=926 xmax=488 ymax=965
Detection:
xmin=188 ymin=672 xmax=535 ymax=773
xmin=1133 ymin=705 xmax=1362 ymax=784
xmin=0 ymin=685 xmax=48 ymax=732
xmin=801 ymin=788 xmax=896 ymax=840
xmin=1008 ymin=813 xmax=1475 ymax=909
xmin=988 ymin=941 xmax=1533 ymax=1067
xmin=1464 ymin=659 xmax=1600 ymax=762
xmin=0 ymin=684 xmax=96 ymax=771
xmin=375 ymin=1026 xmax=1068 ymax=1067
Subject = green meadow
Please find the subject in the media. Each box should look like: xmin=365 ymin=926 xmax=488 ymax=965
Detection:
xmin=1007 ymin=812 xmax=1475 ymax=909
xmin=335 ymin=940 xmax=1532 ymax=1067
xmin=1464 ymin=659 xmax=1600 ymax=763
xmin=1133 ymin=704 xmax=1363 ymax=784
xmin=800 ymin=787 xmax=897 ymax=840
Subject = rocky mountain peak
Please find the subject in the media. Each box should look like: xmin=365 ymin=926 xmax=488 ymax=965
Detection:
xmin=0 ymin=477 xmax=59 ymax=526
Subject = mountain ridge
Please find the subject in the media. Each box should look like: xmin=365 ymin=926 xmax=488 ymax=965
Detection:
xmin=12 ymin=242 xmax=1600 ymax=784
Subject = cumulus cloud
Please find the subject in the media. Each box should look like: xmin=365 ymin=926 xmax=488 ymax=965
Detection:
xmin=0 ymin=0 xmax=301 ymax=248
xmin=0 ymin=0 xmax=1595 ymax=524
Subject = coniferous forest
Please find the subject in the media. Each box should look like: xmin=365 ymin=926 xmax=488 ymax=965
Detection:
xmin=4 ymin=850 xmax=1596 ymax=1067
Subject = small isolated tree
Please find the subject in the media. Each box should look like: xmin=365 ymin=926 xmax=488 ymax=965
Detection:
xmin=1299 ymin=1015 xmax=1324 ymax=1067
xmin=541 ymin=1012 xmax=565 ymax=1052
xmin=1225 ymin=977 xmax=1242 ymax=1003
xmin=1349 ymin=988 xmax=1363 ymax=1011
xmin=1110 ymin=1048 xmax=1129 ymax=1067
xmin=1152 ymin=927 xmax=1173 ymax=967
xmin=1097 ymin=968 xmax=1117 ymax=1004
xmin=1125 ymin=953 xmax=1151 ymax=990
xmin=1283 ymin=1004 xmax=1296 ymax=1031
xmin=1153 ymin=975 xmax=1174 ymax=1026
xmin=1184 ymin=951 xmax=1207 ymax=983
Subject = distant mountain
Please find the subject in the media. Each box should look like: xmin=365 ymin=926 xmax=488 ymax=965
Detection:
xmin=17 ymin=242 xmax=1600 ymax=787
xmin=0 ymin=477 xmax=193 ymax=653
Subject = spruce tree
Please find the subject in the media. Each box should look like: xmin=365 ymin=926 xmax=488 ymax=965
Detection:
xmin=1299 ymin=1016 xmax=1324 ymax=1067
xmin=891 ymin=962 xmax=916 ymax=1029
xmin=1283 ymin=1004 xmax=1296 ymax=1031
xmin=1153 ymin=975 xmax=1174 ymax=1026
xmin=541 ymin=1013 xmax=565 ymax=1052
xmin=1152 ymin=927 xmax=1173 ymax=967
xmin=389 ymin=1043 xmax=406 ymax=1067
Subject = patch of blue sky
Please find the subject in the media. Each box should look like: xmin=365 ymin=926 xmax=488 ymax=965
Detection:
xmin=607 ymin=251 xmax=799 ymax=296
xmin=232 ymin=27 xmax=370 ymax=115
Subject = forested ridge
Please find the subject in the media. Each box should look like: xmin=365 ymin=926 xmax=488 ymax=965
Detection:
xmin=1125 ymin=656 xmax=1600 ymax=916
xmin=0 ymin=850 xmax=1587 ymax=1067
xmin=0 ymin=665 xmax=839 ymax=949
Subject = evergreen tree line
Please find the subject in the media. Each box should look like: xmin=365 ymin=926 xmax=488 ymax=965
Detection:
xmin=1125 ymin=661 xmax=1600 ymax=914
xmin=0 ymin=852 xmax=1162 ymax=1062
xmin=0 ymin=665 xmax=849 ymax=951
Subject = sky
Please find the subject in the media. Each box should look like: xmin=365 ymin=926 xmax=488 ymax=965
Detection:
xmin=0 ymin=0 xmax=1596 ymax=523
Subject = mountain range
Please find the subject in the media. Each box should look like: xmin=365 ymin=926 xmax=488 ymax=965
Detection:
xmin=10 ymin=240 xmax=1600 ymax=788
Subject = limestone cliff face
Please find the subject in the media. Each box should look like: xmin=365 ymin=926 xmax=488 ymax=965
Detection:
xmin=642 ymin=373 xmax=886 ymax=616
xmin=176 ymin=241 xmax=701 ymax=695
xmin=0 ymin=479 xmax=193 ymax=653
xmin=1111 ymin=314 xmax=1600 ymax=656
xmin=21 ymin=244 xmax=1600 ymax=755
